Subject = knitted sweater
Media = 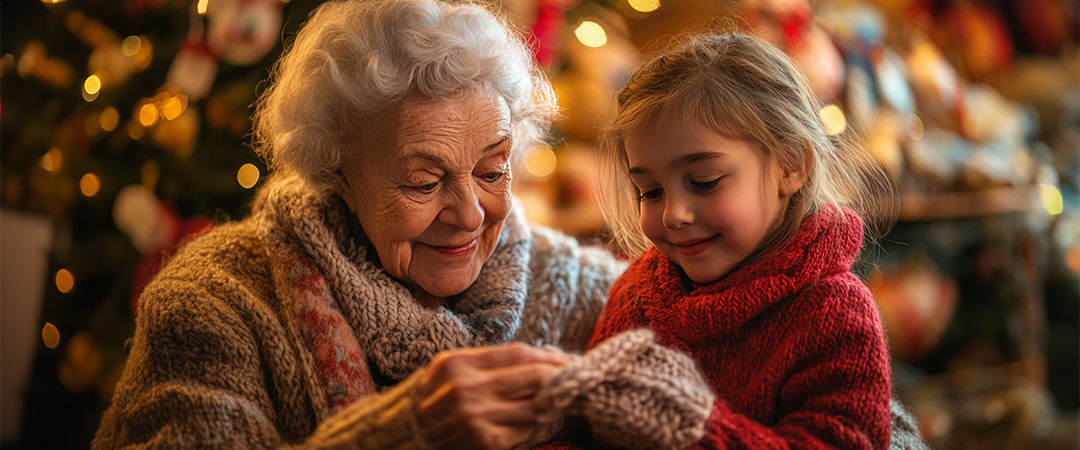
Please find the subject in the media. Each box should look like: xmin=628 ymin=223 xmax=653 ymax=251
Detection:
xmin=92 ymin=175 xmax=625 ymax=449
xmin=572 ymin=207 xmax=893 ymax=449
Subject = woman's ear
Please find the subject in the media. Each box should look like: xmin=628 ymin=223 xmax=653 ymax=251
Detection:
xmin=334 ymin=170 xmax=358 ymax=213
xmin=779 ymin=142 xmax=813 ymax=197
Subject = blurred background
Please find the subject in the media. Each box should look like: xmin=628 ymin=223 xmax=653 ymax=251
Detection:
xmin=1 ymin=0 xmax=1077 ymax=448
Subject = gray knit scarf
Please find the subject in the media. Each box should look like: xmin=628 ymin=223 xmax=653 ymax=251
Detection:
xmin=256 ymin=175 xmax=532 ymax=381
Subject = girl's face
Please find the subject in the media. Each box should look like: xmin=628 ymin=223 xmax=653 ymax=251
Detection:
xmin=625 ymin=119 xmax=798 ymax=284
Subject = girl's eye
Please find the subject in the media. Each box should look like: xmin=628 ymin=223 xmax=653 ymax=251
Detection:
xmin=480 ymin=172 xmax=505 ymax=182
xmin=638 ymin=188 xmax=663 ymax=201
xmin=690 ymin=177 xmax=723 ymax=192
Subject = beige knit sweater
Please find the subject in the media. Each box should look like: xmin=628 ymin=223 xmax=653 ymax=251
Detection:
xmin=92 ymin=175 xmax=625 ymax=449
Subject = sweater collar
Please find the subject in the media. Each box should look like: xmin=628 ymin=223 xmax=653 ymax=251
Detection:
xmin=627 ymin=206 xmax=864 ymax=343
xmin=254 ymin=174 xmax=532 ymax=381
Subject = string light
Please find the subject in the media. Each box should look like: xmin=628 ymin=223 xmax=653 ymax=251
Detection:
xmin=237 ymin=163 xmax=260 ymax=189
xmin=42 ymin=323 xmax=60 ymax=349
xmin=55 ymin=269 xmax=74 ymax=293
xmin=80 ymin=173 xmax=101 ymax=197
xmin=121 ymin=36 xmax=142 ymax=57
xmin=818 ymin=104 xmax=847 ymax=136
xmin=138 ymin=103 xmax=158 ymax=126
xmin=524 ymin=146 xmax=557 ymax=178
xmin=161 ymin=96 xmax=183 ymax=120
xmin=197 ymin=0 xmax=209 ymax=14
xmin=40 ymin=147 xmax=63 ymax=173
xmin=1039 ymin=183 xmax=1063 ymax=215
xmin=83 ymin=74 xmax=101 ymax=95
xmin=575 ymin=21 xmax=607 ymax=48
xmin=99 ymin=106 xmax=119 ymax=132
xmin=628 ymin=0 xmax=660 ymax=13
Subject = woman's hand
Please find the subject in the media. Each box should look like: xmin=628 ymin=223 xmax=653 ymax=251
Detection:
xmin=415 ymin=342 xmax=571 ymax=450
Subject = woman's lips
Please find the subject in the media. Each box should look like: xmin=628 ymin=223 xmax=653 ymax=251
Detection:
xmin=671 ymin=234 xmax=719 ymax=256
xmin=429 ymin=238 xmax=478 ymax=257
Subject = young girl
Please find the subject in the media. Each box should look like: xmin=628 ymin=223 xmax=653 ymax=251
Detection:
xmin=550 ymin=31 xmax=900 ymax=449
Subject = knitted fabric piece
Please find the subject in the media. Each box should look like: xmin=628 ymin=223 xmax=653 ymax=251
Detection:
xmin=534 ymin=329 xmax=714 ymax=450
xmin=889 ymin=399 xmax=931 ymax=450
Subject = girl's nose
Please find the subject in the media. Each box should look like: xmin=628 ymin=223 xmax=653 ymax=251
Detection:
xmin=662 ymin=196 xmax=694 ymax=229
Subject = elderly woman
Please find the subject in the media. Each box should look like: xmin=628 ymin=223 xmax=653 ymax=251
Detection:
xmin=92 ymin=0 xmax=623 ymax=448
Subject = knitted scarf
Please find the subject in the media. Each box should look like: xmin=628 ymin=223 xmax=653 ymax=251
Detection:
xmin=254 ymin=175 xmax=532 ymax=412
xmin=600 ymin=205 xmax=864 ymax=349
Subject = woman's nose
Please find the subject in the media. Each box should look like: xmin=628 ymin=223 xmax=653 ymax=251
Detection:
xmin=662 ymin=196 xmax=694 ymax=229
xmin=438 ymin=182 xmax=485 ymax=232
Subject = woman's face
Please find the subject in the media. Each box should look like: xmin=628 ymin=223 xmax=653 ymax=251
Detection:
xmin=336 ymin=90 xmax=514 ymax=298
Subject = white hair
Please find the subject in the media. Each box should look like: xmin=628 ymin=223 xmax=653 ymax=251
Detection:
xmin=254 ymin=0 xmax=556 ymax=192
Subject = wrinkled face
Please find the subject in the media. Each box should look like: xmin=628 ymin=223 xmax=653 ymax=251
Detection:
xmin=335 ymin=90 xmax=514 ymax=298
xmin=625 ymin=119 xmax=799 ymax=284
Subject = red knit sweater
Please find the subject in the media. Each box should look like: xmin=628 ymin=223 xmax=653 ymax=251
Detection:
xmin=545 ymin=207 xmax=891 ymax=449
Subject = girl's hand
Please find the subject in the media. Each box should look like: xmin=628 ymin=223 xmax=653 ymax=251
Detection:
xmin=415 ymin=342 xmax=571 ymax=450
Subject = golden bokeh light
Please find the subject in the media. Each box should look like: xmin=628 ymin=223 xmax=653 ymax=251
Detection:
xmin=628 ymin=0 xmax=660 ymax=13
xmin=525 ymin=146 xmax=557 ymax=178
xmin=99 ymin=106 xmax=119 ymax=132
xmin=138 ymin=103 xmax=158 ymax=127
xmin=197 ymin=0 xmax=209 ymax=14
xmin=55 ymin=269 xmax=74 ymax=293
xmin=818 ymin=104 xmax=847 ymax=136
xmin=1039 ymin=183 xmax=1064 ymax=216
xmin=161 ymin=96 xmax=183 ymax=120
xmin=79 ymin=173 xmax=101 ymax=197
xmin=575 ymin=21 xmax=607 ymax=48
xmin=40 ymin=147 xmax=63 ymax=173
xmin=121 ymin=35 xmax=142 ymax=57
xmin=83 ymin=74 xmax=101 ymax=95
xmin=42 ymin=323 xmax=60 ymax=349
xmin=237 ymin=163 xmax=260 ymax=189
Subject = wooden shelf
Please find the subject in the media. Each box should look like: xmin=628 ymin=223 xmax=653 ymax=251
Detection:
xmin=898 ymin=186 xmax=1039 ymax=221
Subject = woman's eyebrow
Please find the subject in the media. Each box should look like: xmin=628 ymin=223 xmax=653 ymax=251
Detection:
xmin=483 ymin=136 xmax=510 ymax=152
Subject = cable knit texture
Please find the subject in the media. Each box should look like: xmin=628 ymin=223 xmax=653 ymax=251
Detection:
xmin=533 ymin=328 xmax=715 ymax=450
xmin=546 ymin=207 xmax=893 ymax=449
xmin=92 ymin=174 xmax=625 ymax=449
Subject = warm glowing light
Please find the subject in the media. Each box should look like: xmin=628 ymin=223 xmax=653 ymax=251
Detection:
xmin=1039 ymin=183 xmax=1064 ymax=215
xmin=161 ymin=96 xmax=183 ymax=120
xmin=99 ymin=106 xmax=119 ymax=132
xmin=628 ymin=0 xmax=660 ymax=12
xmin=83 ymin=74 xmax=101 ymax=95
xmin=197 ymin=0 xmax=209 ymax=14
xmin=138 ymin=103 xmax=158 ymax=126
xmin=575 ymin=21 xmax=607 ymax=48
xmin=141 ymin=160 xmax=160 ymax=188
xmin=237 ymin=163 xmax=260 ymax=189
xmin=80 ymin=173 xmax=101 ymax=197
xmin=42 ymin=0 xmax=66 ymax=4
xmin=1066 ymin=245 xmax=1080 ymax=275
xmin=819 ymin=104 xmax=847 ymax=136
xmin=525 ymin=146 xmax=557 ymax=177
xmin=121 ymin=35 xmax=142 ymax=57
xmin=42 ymin=323 xmax=60 ymax=348
xmin=82 ymin=89 xmax=99 ymax=102
xmin=55 ymin=269 xmax=74 ymax=293
xmin=906 ymin=113 xmax=924 ymax=141
xmin=40 ymin=147 xmax=63 ymax=173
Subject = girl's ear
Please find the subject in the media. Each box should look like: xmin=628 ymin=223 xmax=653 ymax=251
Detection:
xmin=779 ymin=141 xmax=813 ymax=197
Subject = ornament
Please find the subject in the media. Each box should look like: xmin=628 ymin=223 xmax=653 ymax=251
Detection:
xmin=869 ymin=259 xmax=958 ymax=362
xmin=206 ymin=0 xmax=283 ymax=66
xmin=166 ymin=38 xmax=218 ymax=101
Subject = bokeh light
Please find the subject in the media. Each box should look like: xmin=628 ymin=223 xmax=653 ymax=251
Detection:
xmin=79 ymin=173 xmax=101 ymax=197
xmin=818 ymin=104 xmax=847 ymax=136
xmin=55 ymin=269 xmax=74 ymax=293
xmin=237 ymin=163 xmax=260 ymax=189
xmin=575 ymin=21 xmax=607 ymax=48
xmin=42 ymin=323 xmax=60 ymax=348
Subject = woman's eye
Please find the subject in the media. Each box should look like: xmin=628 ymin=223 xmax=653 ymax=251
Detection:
xmin=638 ymin=188 xmax=663 ymax=201
xmin=690 ymin=177 xmax=722 ymax=192
xmin=480 ymin=172 xmax=505 ymax=182
xmin=412 ymin=182 xmax=438 ymax=193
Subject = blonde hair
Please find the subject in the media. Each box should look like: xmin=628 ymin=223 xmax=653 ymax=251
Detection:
xmin=598 ymin=31 xmax=898 ymax=260
xmin=254 ymin=0 xmax=556 ymax=192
